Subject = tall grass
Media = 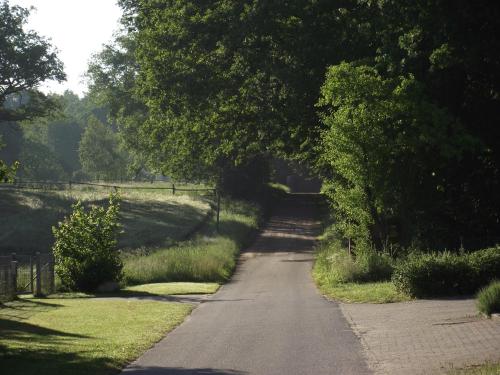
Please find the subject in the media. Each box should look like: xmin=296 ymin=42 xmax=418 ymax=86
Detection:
xmin=122 ymin=199 xmax=260 ymax=285
xmin=476 ymin=280 xmax=500 ymax=316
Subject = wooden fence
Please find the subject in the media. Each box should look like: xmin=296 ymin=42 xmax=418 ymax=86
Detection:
xmin=1 ymin=179 xmax=222 ymax=231
xmin=0 ymin=253 xmax=55 ymax=302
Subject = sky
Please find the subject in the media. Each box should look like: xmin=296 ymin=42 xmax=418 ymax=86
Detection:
xmin=9 ymin=0 xmax=123 ymax=97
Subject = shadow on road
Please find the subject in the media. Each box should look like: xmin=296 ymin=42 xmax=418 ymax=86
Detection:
xmin=124 ymin=366 xmax=247 ymax=375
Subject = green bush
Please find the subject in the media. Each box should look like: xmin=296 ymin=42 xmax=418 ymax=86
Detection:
xmin=392 ymin=248 xmax=500 ymax=298
xmin=476 ymin=281 xmax=500 ymax=316
xmin=468 ymin=248 xmax=500 ymax=287
xmin=52 ymin=194 xmax=123 ymax=292
xmin=313 ymin=241 xmax=394 ymax=285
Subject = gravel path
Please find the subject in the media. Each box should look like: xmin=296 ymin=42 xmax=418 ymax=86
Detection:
xmin=121 ymin=194 xmax=370 ymax=375
xmin=340 ymin=299 xmax=500 ymax=374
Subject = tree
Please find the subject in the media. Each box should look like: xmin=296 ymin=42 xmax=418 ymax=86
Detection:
xmin=91 ymin=0 xmax=363 ymax=192
xmin=78 ymin=116 xmax=129 ymax=180
xmin=318 ymin=62 xmax=470 ymax=249
xmin=0 ymin=1 xmax=65 ymax=122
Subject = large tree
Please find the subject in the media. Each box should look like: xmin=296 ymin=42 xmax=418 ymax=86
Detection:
xmin=0 ymin=1 xmax=65 ymax=122
xmin=91 ymin=0 xmax=363 ymax=192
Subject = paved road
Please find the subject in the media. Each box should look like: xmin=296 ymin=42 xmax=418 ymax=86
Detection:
xmin=341 ymin=298 xmax=500 ymax=374
xmin=122 ymin=194 xmax=370 ymax=375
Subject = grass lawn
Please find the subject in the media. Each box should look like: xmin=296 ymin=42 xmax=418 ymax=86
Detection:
xmin=123 ymin=282 xmax=220 ymax=295
xmin=0 ymin=296 xmax=193 ymax=375
xmin=449 ymin=363 xmax=500 ymax=374
xmin=316 ymin=280 xmax=411 ymax=303
xmin=0 ymin=185 xmax=211 ymax=254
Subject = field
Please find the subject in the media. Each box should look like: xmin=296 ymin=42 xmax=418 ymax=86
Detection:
xmin=0 ymin=184 xmax=212 ymax=255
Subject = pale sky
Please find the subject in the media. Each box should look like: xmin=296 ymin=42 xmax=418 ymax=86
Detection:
xmin=9 ymin=0 xmax=122 ymax=97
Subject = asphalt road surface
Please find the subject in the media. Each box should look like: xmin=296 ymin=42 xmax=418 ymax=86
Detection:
xmin=123 ymin=194 xmax=370 ymax=375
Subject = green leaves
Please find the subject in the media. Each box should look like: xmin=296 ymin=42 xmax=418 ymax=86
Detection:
xmin=52 ymin=193 xmax=123 ymax=292
xmin=0 ymin=1 xmax=65 ymax=122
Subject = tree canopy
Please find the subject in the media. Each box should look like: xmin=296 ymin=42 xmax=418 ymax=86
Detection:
xmin=0 ymin=0 xmax=65 ymax=123
xmin=89 ymin=0 xmax=500 ymax=249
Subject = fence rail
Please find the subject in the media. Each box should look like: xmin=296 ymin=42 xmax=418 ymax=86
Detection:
xmin=0 ymin=179 xmax=222 ymax=231
xmin=0 ymin=253 xmax=55 ymax=302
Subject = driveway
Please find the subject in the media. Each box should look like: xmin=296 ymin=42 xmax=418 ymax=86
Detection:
xmin=122 ymin=194 xmax=370 ymax=375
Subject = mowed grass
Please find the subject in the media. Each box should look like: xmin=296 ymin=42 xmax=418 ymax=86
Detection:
xmin=449 ymin=363 xmax=500 ymax=375
xmin=315 ymin=280 xmax=411 ymax=303
xmin=123 ymin=199 xmax=260 ymax=285
xmin=124 ymin=282 xmax=220 ymax=295
xmin=0 ymin=185 xmax=211 ymax=254
xmin=0 ymin=296 xmax=193 ymax=375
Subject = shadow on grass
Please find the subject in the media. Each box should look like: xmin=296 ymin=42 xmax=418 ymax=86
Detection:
xmin=0 ymin=189 xmax=209 ymax=255
xmin=0 ymin=348 xmax=119 ymax=375
xmin=124 ymin=365 xmax=247 ymax=374
xmin=0 ymin=318 xmax=88 ymax=340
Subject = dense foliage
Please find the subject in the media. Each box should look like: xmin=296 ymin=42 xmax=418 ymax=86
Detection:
xmin=52 ymin=194 xmax=123 ymax=292
xmin=0 ymin=0 xmax=65 ymax=122
xmin=87 ymin=0 xmax=500 ymax=250
xmin=392 ymin=248 xmax=500 ymax=298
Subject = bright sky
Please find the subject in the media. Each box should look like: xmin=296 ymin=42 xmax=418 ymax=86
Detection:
xmin=9 ymin=0 xmax=122 ymax=97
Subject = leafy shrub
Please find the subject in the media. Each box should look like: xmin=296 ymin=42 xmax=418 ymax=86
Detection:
xmin=476 ymin=281 xmax=500 ymax=316
xmin=52 ymin=194 xmax=123 ymax=292
xmin=314 ymin=241 xmax=394 ymax=285
xmin=392 ymin=248 xmax=500 ymax=298
xmin=356 ymin=249 xmax=394 ymax=282
xmin=467 ymin=248 xmax=500 ymax=287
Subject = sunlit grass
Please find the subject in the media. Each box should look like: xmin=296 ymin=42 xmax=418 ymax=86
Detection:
xmin=315 ymin=280 xmax=411 ymax=303
xmin=0 ymin=295 xmax=192 ymax=375
xmin=122 ymin=199 xmax=260 ymax=285
xmin=124 ymin=282 xmax=220 ymax=295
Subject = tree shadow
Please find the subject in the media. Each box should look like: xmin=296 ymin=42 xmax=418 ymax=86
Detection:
xmin=0 ymin=318 xmax=88 ymax=341
xmin=124 ymin=365 xmax=248 ymax=374
xmin=0 ymin=348 xmax=119 ymax=375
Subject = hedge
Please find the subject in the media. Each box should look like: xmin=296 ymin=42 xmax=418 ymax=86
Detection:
xmin=392 ymin=247 xmax=500 ymax=298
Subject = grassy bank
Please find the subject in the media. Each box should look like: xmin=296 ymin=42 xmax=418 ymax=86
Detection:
xmin=0 ymin=185 xmax=211 ymax=254
xmin=122 ymin=198 xmax=260 ymax=285
xmin=0 ymin=296 xmax=192 ymax=375
xmin=313 ymin=239 xmax=410 ymax=303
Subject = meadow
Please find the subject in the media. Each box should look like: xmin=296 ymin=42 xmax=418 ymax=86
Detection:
xmin=0 ymin=183 xmax=212 ymax=255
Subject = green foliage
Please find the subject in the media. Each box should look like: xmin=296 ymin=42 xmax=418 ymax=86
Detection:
xmin=0 ymin=1 xmax=65 ymax=122
xmin=314 ymin=240 xmax=394 ymax=285
xmin=476 ymin=281 xmax=500 ymax=316
xmin=52 ymin=194 xmax=123 ymax=292
xmin=318 ymin=62 xmax=468 ymax=249
xmin=392 ymin=248 xmax=500 ymax=298
xmin=78 ymin=116 xmax=129 ymax=180
xmin=0 ymin=159 xmax=18 ymax=182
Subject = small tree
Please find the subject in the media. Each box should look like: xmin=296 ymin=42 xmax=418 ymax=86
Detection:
xmin=52 ymin=193 xmax=123 ymax=292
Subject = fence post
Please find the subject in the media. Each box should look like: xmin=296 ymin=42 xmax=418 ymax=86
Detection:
xmin=35 ymin=252 xmax=42 ymax=297
xmin=49 ymin=254 xmax=55 ymax=295
xmin=172 ymin=183 xmax=176 ymax=195
xmin=216 ymin=190 xmax=221 ymax=233
xmin=348 ymin=238 xmax=351 ymax=256
xmin=30 ymin=254 xmax=34 ymax=294
xmin=10 ymin=260 xmax=17 ymax=298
